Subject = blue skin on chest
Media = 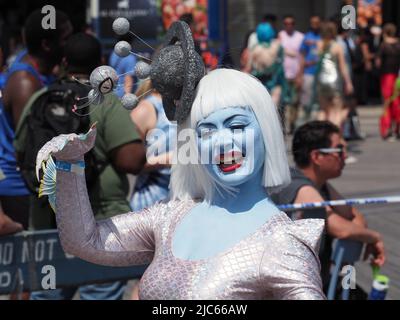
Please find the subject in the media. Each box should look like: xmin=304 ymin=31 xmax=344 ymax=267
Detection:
xmin=172 ymin=107 xmax=281 ymax=260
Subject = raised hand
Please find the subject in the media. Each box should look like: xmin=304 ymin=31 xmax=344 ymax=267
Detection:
xmin=36 ymin=124 xmax=97 ymax=181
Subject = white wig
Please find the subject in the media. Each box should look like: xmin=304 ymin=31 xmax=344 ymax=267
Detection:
xmin=170 ymin=68 xmax=290 ymax=202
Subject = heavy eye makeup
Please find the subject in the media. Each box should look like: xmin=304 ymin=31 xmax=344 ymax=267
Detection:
xmin=196 ymin=115 xmax=251 ymax=138
xmin=225 ymin=115 xmax=251 ymax=132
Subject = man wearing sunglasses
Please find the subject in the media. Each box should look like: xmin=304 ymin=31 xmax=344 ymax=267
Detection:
xmin=272 ymin=120 xmax=385 ymax=292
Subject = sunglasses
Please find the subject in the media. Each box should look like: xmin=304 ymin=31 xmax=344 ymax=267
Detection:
xmin=317 ymin=144 xmax=346 ymax=155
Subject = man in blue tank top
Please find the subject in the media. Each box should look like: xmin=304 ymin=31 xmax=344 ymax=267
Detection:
xmin=0 ymin=9 xmax=72 ymax=229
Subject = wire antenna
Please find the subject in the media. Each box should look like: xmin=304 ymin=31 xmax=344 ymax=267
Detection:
xmin=129 ymin=30 xmax=155 ymax=51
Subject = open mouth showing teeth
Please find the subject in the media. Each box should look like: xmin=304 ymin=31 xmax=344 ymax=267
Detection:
xmin=217 ymin=151 xmax=245 ymax=173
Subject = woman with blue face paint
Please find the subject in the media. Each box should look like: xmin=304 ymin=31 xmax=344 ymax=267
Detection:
xmin=36 ymin=20 xmax=325 ymax=300
xmin=36 ymin=69 xmax=325 ymax=299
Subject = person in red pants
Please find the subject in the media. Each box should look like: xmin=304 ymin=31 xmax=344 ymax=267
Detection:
xmin=380 ymin=74 xmax=400 ymax=139
xmin=376 ymin=23 xmax=400 ymax=139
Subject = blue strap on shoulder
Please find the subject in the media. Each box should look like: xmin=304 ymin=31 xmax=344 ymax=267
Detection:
xmin=6 ymin=62 xmax=44 ymax=85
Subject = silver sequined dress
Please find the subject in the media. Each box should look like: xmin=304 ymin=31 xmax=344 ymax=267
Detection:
xmin=55 ymin=170 xmax=326 ymax=300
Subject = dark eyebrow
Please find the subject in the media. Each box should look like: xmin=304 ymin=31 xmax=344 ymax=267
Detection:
xmin=197 ymin=107 xmax=251 ymax=127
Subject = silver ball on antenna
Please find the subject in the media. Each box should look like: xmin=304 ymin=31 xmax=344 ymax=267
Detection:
xmin=88 ymin=89 xmax=104 ymax=105
xmin=135 ymin=61 xmax=151 ymax=80
xmin=90 ymin=66 xmax=118 ymax=94
xmin=121 ymin=93 xmax=139 ymax=110
xmin=112 ymin=17 xmax=130 ymax=35
xmin=114 ymin=41 xmax=131 ymax=57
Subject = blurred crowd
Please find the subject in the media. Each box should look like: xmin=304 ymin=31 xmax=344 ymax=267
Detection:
xmin=241 ymin=13 xmax=400 ymax=141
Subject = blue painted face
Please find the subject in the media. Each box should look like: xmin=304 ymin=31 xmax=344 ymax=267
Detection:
xmin=196 ymin=106 xmax=265 ymax=187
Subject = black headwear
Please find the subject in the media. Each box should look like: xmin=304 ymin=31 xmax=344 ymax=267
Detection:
xmin=150 ymin=21 xmax=205 ymax=123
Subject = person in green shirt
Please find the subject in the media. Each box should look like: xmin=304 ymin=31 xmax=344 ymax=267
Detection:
xmin=14 ymin=32 xmax=146 ymax=300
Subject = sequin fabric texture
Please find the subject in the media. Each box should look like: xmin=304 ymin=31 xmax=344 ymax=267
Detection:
xmin=56 ymin=170 xmax=326 ymax=300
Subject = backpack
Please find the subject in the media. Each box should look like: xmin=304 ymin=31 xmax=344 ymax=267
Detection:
xmin=315 ymin=44 xmax=343 ymax=99
xmin=18 ymin=78 xmax=102 ymax=194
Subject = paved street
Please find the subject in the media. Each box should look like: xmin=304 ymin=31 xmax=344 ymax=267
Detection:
xmin=327 ymin=106 xmax=400 ymax=300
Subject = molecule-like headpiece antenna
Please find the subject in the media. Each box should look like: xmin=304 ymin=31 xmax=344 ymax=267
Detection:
xmin=74 ymin=17 xmax=206 ymax=123
xmin=112 ymin=18 xmax=205 ymax=123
